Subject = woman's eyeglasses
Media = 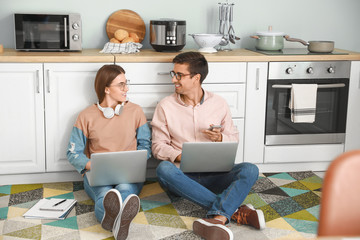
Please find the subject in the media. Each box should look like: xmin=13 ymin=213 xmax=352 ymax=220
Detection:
xmin=109 ymin=79 xmax=130 ymax=90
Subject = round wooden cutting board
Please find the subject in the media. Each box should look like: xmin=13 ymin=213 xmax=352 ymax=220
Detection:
xmin=106 ymin=9 xmax=146 ymax=42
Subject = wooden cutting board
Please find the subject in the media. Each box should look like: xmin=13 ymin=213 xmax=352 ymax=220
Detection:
xmin=106 ymin=10 xmax=146 ymax=42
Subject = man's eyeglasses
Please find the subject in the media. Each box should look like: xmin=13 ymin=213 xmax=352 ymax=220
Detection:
xmin=170 ymin=71 xmax=192 ymax=81
xmin=109 ymin=79 xmax=130 ymax=90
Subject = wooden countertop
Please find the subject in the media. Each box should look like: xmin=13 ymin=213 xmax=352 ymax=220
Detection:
xmin=1 ymin=48 xmax=360 ymax=63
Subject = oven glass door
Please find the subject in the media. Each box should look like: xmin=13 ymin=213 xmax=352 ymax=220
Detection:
xmin=15 ymin=14 xmax=69 ymax=50
xmin=265 ymin=78 xmax=349 ymax=145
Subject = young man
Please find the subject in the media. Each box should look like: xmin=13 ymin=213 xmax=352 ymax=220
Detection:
xmin=151 ymin=52 xmax=265 ymax=240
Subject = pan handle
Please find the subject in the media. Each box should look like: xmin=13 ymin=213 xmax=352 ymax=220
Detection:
xmin=284 ymin=35 xmax=309 ymax=46
xmin=250 ymin=35 xmax=260 ymax=39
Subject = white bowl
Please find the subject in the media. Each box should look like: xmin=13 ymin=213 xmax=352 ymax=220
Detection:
xmin=189 ymin=34 xmax=223 ymax=53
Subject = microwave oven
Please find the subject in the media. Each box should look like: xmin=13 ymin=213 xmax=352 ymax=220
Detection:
xmin=14 ymin=13 xmax=82 ymax=51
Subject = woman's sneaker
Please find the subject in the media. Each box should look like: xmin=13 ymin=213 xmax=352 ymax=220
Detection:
xmin=112 ymin=194 xmax=140 ymax=240
xmin=101 ymin=189 xmax=123 ymax=231
xmin=193 ymin=218 xmax=233 ymax=240
xmin=231 ymin=204 xmax=266 ymax=230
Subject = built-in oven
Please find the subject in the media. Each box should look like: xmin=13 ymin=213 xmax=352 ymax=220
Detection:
xmin=265 ymin=61 xmax=351 ymax=145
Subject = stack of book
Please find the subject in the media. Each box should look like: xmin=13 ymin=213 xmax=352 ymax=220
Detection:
xmin=23 ymin=198 xmax=77 ymax=220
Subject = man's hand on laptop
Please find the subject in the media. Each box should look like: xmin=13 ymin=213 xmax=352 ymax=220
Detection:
xmin=175 ymin=154 xmax=182 ymax=162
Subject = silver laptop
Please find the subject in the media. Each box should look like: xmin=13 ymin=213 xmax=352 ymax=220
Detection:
xmin=180 ymin=142 xmax=239 ymax=173
xmin=87 ymin=150 xmax=148 ymax=186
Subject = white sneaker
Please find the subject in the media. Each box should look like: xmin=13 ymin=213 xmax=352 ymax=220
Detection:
xmin=101 ymin=189 xmax=122 ymax=231
xmin=193 ymin=218 xmax=234 ymax=240
xmin=112 ymin=194 xmax=140 ymax=240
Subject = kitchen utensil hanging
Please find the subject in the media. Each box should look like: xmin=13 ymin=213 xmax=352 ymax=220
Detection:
xmin=217 ymin=1 xmax=240 ymax=51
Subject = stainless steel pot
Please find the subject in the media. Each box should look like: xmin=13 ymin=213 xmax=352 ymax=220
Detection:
xmin=284 ymin=35 xmax=335 ymax=53
xmin=250 ymin=30 xmax=286 ymax=51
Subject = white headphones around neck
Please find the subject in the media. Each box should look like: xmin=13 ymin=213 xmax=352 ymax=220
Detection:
xmin=97 ymin=102 xmax=124 ymax=119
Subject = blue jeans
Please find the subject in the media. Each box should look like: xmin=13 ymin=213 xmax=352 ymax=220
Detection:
xmin=83 ymin=174 xmax=143 ymax=222
xmin=156 ymin=161 xmax=259 ymax=223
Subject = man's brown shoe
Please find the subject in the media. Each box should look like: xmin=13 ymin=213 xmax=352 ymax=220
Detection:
xmin=231 ymin=204 xmax=265 ymax=230
xmin=193 ymin=218 xmax=233 ymax=240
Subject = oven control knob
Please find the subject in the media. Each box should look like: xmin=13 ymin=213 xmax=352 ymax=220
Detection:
xmin=72 ymin=34 xmax=80 ymax=41
xmin=307 ymin=67 xmax=314 ymax=74
xmin=72 ymin=22 xmax=80 ymax=30
xmin=285 ymin=67 xmax=293 ymax=74
xmin=328 ymin=67 xmax=335 ymax=74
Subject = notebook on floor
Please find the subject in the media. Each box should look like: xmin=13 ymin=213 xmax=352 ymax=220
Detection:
xmin=180 ymin=142 xmax=239 ymax=173
xmin=87 ymin=150 xmax=148 ymax=186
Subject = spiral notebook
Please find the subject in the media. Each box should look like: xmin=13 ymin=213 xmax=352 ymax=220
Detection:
xmin=23 ymin=198 xmax=77 ymax=220
xmin=39 ymin=198 xmax=76 ymax=211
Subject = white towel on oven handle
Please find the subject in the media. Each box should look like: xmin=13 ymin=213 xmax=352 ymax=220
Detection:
xmin=289 ymin=84 xmax=318 ymax=123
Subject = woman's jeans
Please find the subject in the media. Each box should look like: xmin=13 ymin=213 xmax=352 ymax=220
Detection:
xmin=83 ymin=174 xmax=143 ymax=222
xmin=156 ymin=161 xmax=259 ymax=223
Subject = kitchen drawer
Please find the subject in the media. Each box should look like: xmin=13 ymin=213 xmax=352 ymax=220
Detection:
xmin=264 ymin=144 xmax=344 ymax=163
xmin=128 ymin=84 xmax=245 ymax=119
xmin=206 ymin=62 xmax=246 ymax=83
xmin=119 ymin=62 xmax=246 ymax=84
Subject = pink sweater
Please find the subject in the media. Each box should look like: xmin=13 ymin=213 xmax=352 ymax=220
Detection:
xmin=151 ymin=90 xmax=239 ymax=162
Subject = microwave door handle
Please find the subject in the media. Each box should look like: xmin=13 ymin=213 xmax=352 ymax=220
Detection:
xmin=64 ymin=17 xmax=68 ymax=47
xmin=271 ymin=83 xmax=345 ymax=89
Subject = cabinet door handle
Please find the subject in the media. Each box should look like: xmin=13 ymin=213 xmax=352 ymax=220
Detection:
xmin=36 ymin=70 xmax=40 ymax=93
xmin=47 ymin=69 xmax=51 ymax=93
xmin=64 ymin=18 xmax=68 ymax=48
xmin=157 ymin=72 xmax=170 ymax=76
xmin=255 ymin=68 xmax=260 ymax=90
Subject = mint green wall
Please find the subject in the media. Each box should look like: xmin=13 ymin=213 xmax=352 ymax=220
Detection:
xmin=1 ymin=0 xmax=360 ymax=51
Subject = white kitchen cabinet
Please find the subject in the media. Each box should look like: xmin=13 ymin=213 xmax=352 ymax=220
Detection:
xmin=233 ymin=118 xmax=244 ymax=164
xmin=0 ymin=63 xmax=46 ymax=174
xmin=1 ymin=61 xmax=246 ymax=184
xmin=126 ymin=62 xmax=247 ymax=163
xmin=345 ymin=61 xmax=360 ymax=151
xmin=243 ymin=62 xmax=268 ymax=164
xmin=128 ymin=84 xmax=245 ymax=119
xmin=43 ymin=63 xmax=101 ymax=172
xmin=0 ymin=63 xmax=106 ymax=184
xmin=121 ymin=62 xmax=246 ymax=84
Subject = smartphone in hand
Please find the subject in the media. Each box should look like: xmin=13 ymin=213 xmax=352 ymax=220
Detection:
xmin=208 ymin=125 xmax=222 ymax=130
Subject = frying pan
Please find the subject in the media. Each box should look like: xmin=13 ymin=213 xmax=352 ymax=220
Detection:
xmin=284 ymin=35 xmax=334 ymax=53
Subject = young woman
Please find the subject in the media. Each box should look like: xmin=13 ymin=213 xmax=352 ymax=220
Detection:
xmin=67 ymin=64 xmax=151 ymax=240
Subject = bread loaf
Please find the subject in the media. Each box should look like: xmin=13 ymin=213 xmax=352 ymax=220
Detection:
xmin=121 ymin=37 xmax=134 ymax=43
xmin=129 ymin=33 xmax=140 ymax=43
xmin=114 ymin=29 xmax=129 ymax=41
xmin=110 ymin=38 xmax=120 ymax=43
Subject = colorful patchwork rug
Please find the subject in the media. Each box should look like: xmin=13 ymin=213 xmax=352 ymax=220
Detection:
xmin=0 ymin=171 xmax=322 ymax=239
